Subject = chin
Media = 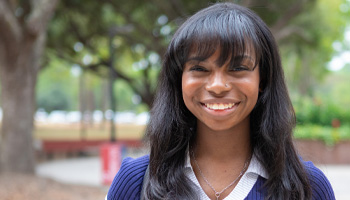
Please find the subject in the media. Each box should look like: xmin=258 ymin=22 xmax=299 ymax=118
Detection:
xmin=207 ymin=124 xmax=236 ymax=132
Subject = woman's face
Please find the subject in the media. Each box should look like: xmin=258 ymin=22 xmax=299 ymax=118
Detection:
xmin=182 ymin=49 xmax=260 ymax=132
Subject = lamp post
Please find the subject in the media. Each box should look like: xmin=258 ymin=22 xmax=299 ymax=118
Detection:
xmin=108 ymin=25 xmax=133 ymax=142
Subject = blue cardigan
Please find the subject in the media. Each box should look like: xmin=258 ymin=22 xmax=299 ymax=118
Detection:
xmin=107 ymin=155 xmax=335 ymax=200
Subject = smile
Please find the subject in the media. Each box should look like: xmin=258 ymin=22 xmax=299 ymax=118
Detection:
xmin=203 ymin=103 xmax=236 ymax=110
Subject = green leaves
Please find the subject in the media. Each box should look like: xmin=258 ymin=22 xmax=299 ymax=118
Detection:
xmin=44 ymin=0 xmax=349 ymax=113
xmin=294 ymin=124 xmax=350 ymax=146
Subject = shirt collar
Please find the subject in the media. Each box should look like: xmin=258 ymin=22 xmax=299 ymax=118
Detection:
xmin=184 ymin=148 xmax=269 ymax=179
xmin=246 ymin=153 xmax=269 ymax=179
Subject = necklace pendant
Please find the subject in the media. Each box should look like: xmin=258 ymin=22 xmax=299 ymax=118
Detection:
xmin=215 ymin=192 xmax=220 ymax=200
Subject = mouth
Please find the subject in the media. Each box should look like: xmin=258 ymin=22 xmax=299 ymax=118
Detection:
xmin=201 ymin=103 xmax=237 ymax=111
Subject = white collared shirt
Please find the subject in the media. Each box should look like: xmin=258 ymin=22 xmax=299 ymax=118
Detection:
xmin=184 ymin=151 xmax=268 ymax=200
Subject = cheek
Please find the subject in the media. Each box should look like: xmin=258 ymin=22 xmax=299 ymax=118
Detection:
xmin=235 ymin=75 xmax=260 ymax=101
xmin=182 ymin=75 xmax=202 ymax=111
xmin=181 ymin=75 xmax=192 ymax=106
xmin=247 ymin=76 xmax=260 ymax=103
xmin=182 ymin=76 xmax=201 ymax=97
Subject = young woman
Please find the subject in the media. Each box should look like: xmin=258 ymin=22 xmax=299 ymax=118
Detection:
xmin=106 ymin=2 xmax=335 ymax=200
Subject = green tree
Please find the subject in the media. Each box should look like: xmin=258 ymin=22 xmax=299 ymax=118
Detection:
xmin=48 ymin=0 xmax=348 ymax=110
xmin=47 ymin=0 xmax=218 ymax=109
xmin=36 ymin=57 xmax=78 ymax=113
xmin=279 ymin=0 xmax=349 ymax=96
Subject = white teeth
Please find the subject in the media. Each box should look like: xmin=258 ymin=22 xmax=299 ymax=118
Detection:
xmin=204 ymin=103 xmax=235 ymax=110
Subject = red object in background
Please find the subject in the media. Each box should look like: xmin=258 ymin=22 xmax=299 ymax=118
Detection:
xmin=100 ymin=142 xmax=125 ymax=185
xmin=331 ymin=118 xmax=341 ymax=128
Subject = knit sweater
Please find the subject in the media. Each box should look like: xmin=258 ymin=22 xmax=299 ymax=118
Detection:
xmin=106 ymin=155 xmax=335 ymax=200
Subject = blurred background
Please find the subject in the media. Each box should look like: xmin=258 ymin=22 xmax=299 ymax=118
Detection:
xmin=0 ymin=0 xmax=349 ymax=199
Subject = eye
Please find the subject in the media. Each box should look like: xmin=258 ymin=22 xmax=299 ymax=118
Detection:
xmin=189 ymin=65 xmax=208 ymax=72
xmin=229 ymin=65 xmax=249 ymax=72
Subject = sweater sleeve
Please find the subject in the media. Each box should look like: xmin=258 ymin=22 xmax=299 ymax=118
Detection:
xmin=107 ymin=155 xmax=150 ymax=200
xmin=304 ymin=161 xmax=336 ymax=200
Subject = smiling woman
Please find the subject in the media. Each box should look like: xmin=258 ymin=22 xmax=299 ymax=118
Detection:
xmin=106 ymin=2 xmax=335 ymax=200
xmin=182 ymin=49 xmax=260 ymax=133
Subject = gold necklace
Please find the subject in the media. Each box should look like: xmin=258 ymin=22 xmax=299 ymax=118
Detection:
xmin=191 ymin=151 xmax=251 ymax=200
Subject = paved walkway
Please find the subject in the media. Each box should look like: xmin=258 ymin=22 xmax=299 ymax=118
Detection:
xmin=317 ymin=164 xmax=350 ymax=200
xmin=36 ymin=157 xmax=350 ymax=199
xmin=36 ymin=157 xmax=102 ymax=187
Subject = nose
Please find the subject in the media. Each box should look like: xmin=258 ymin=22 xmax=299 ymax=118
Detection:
xmin=205 ymin=72 xmax=231 ymax=95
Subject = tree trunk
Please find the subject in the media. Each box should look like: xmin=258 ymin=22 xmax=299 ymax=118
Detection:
xmin=0 ymin=0 xmax=59 ymax=173
xmin=0 ymin=35 xmax=43 ymax=173
xmin=79 ymin=71 xmax=87 ymax=140
xmin=100 ymin=79 xmax=109 ymax=130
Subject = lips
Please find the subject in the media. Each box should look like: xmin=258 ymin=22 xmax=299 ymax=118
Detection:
xmin=202 ymin=103 xmax=236 ymax=110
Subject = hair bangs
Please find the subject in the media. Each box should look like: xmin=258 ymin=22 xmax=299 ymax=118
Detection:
xmin=180 ymin=9 xmax=262 ymax=69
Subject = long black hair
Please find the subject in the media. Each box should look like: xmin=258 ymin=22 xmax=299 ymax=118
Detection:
xmin=145 ymin=2 xmax=312 ymax=199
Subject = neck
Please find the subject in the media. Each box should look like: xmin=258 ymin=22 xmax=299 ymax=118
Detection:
xmin=192 ymin=118 xmax=252 ymax=163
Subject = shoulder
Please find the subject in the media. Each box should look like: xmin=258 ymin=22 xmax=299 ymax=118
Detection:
xmin=107 ymin=155 xmax=150 ymax=200
xmin=303 ymin=161 xmax=335 ymax=200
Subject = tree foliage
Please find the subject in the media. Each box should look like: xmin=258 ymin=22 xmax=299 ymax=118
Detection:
xmin=47 ymin=0 xmax=349 ymax=109
xmin=279 ymin=0 xmax=349 ymax=96
xmin=37 ymin=57 xmax=78 ymax=113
